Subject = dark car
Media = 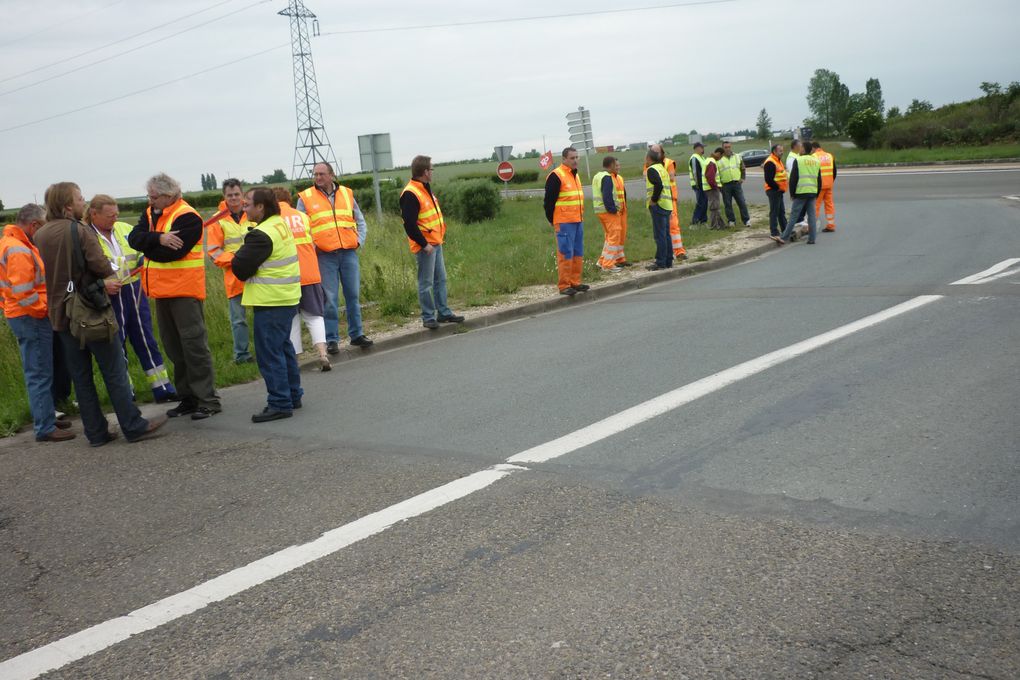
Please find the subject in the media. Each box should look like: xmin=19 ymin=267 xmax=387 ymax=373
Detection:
xmin=739 ymin=149 xmax=770 ymax=167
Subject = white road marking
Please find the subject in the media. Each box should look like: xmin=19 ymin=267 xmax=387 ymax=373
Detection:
xmin=1004 ymin=195 xmax=1020 ymax=201
xmin=2 ymin=258 xmax=1017 ymax=679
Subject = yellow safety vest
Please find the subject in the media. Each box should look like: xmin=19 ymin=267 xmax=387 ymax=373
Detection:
xmin=241 ymin=214 xmax=301 ymax=307
xmin=645 ymin=164 xmax=673 ymax=210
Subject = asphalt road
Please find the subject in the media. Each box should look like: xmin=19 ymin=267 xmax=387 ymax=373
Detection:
xmin=2 ymin=168 xmax=1019 ymax=679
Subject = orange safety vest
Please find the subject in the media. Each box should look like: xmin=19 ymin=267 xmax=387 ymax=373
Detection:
xmin=549 ymin=164 xmax=584 ymax=224
xmin=0 ymin=224 xmax=48 ymax=319
xmin=298 ymin=185 xmax=358 ymax=252
xmin=814 ymin=149 xmax=835 ymax=189
xmin=612 ymin=173 xmax=627 ymax=213
xmin=762 ymin=154 xmax=788 ymax=193
xmin=279 ymin=202 xmax=321 ymax=286
xmin=664 ymin=157 xmax=679 ymax=204
xmin=400 ymin=180 xmax=446 ymax=253
xmin=142 ymin=198 xmax=205 ymax=300
xmin=205 ymin=200 xmax=252 ymax=299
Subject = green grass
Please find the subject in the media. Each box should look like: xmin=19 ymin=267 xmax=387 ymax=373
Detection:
xmin=832 ymin=142 xmax=1020 ymax=165
xmin=0 ymin=197 xmax=740 ymax=435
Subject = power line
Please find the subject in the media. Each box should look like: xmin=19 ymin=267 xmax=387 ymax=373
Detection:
xmin=317 ymin=0 xmax=736 ymax=37
xmin=4 ymin=0 xmax=127 ymax=47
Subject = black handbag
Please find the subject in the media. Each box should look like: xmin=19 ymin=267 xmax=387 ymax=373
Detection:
xmin=63 ymin=220 xmax=118 ymax=347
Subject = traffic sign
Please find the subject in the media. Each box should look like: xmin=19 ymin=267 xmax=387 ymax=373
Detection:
xmin=494 ymin=145 xmax=513 ymax=162
xmin=566 ymin=110 xmax=590 ymax=123
xmin=538 ymin=151 xmax=553 ymax=170
xmin=497 ymin=161 xmax=515 ymax=182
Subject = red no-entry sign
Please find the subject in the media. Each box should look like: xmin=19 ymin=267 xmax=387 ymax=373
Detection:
xmin=497 ymin=161 xmax=515 ymax=182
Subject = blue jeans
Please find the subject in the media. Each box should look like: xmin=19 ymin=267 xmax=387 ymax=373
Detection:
xmin=416 ymin=245 xmax=453 ymax=322
xmin=8 ymin=315 xmax=56 ymax=439
xmin=692 ymin=186 xmax=708 ymax=223
xmin=650 ymin=204 xmax=673 ymax=268
xmin=57 ymin=330 xmax=148 ymax=445
xmin=253 ymin=305 xmax=302 ymax=412
xmin=782 ymin=195 xmax=817 ymax=242
xmin=228 ymin=294 xmax=251 ymax=361
xmin=316 ymin=248 xmax=363 ymax=342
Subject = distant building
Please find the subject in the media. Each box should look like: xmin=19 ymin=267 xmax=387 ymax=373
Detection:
xmin=721 ymin=135 xmax=750 ymax=143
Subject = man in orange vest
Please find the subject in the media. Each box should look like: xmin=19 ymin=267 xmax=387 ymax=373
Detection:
xmin=543 ymin=147 xmax=588 ymax=296
xmin=813 ymin=142 xmax=838 ymax=232
xmin=128 ymin=173 xmax=221 ymax=420
xmin=762 ymin=144 xmax=788 ymax=238
xmin=1 ymin=204 xmax=75 ymax=442
xmin=296 ymin=162 xmax=373 ymax=353
xmin=205 ymin=178 xmax=254 ymax=363
xmin=400 ymin=154 xmax=465 ymax=329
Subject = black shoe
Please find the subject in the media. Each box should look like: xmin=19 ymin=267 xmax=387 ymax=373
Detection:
xmin=437 ymin=314 xmax=465 ymax=323
xmin=575 ymin=284 xmax=590 ymax=292
xmin=154 ymin=394 xmax=178 ymax=404
xmin=167 ymin=401 xmax=197 ymax=418
xmin=234 ymin=356 xmax=254 ymax=365
xmin=326 ymin=340 xmax=340 ymax=355
xmin=618 ymin=261 xmax=634 ymax=267
xmin=190 ymin=406 xmax=221 ymax=421
xmin=252 ymin=408 xmax=292 ymax=423
xmin=646 ymin=264 xmax=662 ymax=271
xmin=423 ymin=319 xmax=440 ymax=329
xmin=292 ymin=399 xmax=302 ymax=409
xmin=350 ymin=335 xmax=374 ymax=348
xmin=89 ymin=430 xmax=119 ymax=448
xmin=806 ymin=240 xmax=816 ymax=244
xmin=560 ymin=287 xmax=577 ymax=296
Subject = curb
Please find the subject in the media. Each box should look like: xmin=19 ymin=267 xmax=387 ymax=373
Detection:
xmin=838 ymin=158 xmax=1020 ymax=169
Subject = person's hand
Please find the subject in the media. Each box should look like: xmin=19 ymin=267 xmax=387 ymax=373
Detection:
xmin=104 ymin=279 xmax=122 ymax=295
xmin=424 ymin=243 xmax=435 ymax=254
xmin=159 ymin=230 xmax=183 ymax=250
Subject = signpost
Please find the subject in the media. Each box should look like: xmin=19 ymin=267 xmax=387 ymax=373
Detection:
xmin=566 ymin=106 xmax=594 ymax=178
xmin=496 ymin=160 xmax=515 ymax=192
xmin=358 ymin=132 xmax=393 ymax=223
xmin=494 ymin=145 xmax=513 ymax=163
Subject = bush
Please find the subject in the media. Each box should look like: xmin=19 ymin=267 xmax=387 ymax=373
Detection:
xmin=354 ymin=185 xmax=401 ymax=214
xmin=847 ymin=108 xmax=883 ymax=149
xmin=453 ymin=170 xmax=539 ymax=185
xmin=436 ymin=179 xmax=501 ymax=223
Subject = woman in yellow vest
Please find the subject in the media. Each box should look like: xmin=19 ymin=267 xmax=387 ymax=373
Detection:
xmin=231 ymin=188 xmax=303 ymax=422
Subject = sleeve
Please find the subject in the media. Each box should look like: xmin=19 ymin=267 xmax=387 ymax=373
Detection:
xmin=127 ymin=211 xmax=162 ymax=254
xmin=295 ymin=196 xmax=306 ymax=213
xmin=832 ymin=158 xmax=837 ymax=181
xmin=400 ymin=191 xmax=428 ymax=249
xmin=601 ymin=175 xmax=617 ymax=214
xmin=129 ymin=212 xmax=203 ymax=262
xmin=80 ymin=225 xmax=114 ymax=279
xmin=789 ymin=161 xmax=799 ymax=195
xmin=4 ymin=248 xmax=42 ymax=306
xmin=205 ymin=222 xmax=232 ymax=269
xmin=705 ymin=164 xmax=718 ymax=190
xmin=815 ymin=167 xmax=822 ymax=196
xmin=693 ymin=158 xmax=703 ymax=185
xmin=763 ymin=162 xmax=778 ymax=191
xmin=543 ymin=173 xmax=561 ymax=224
xmin=740 ymin=157 xmax=746 ymax=180
xmin=352 ymin=199 xmax=367 ymax=245
xmin=229 ymin=230 xmax=274 ymax=281
xmin=648 ymin=168 xmax=663 ymax=203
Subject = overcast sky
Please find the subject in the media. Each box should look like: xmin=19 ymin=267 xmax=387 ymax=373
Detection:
xmin=1 ymin=0 xmax=1016 ymax=205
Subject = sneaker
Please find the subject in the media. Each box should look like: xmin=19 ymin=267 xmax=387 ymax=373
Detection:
xmin=190 ymin=406 xmax=221 ymax=421
xmin=37 ymin=429 xmax=76 ymax=443
xmin=326 ymin=340 xmax=340 ymax=355
xmin=728 ymin=221 xmax=735 ymax=227
xmin=437 ymin=314 xmax=465 ymax=323
xmin=252 ymin=407 xmax=292 ymax=423
xmin=559 ymin=287 xmax=577 ymax=296
xmin=744 ymin=221 xmax=752 ymax=227
xmin=796 ymin=220 xmax=808 ymax=227
xmin=423 ymin=319 xmax=440 ymax=329
xmin=601 ymin=266 xmax=622 ymax=273
xmin=167 ymin=401 xmax=197 ymax=418
xmin=350 ymin=335 xmax=374 ymax=348
xmin=127 ymin=414 xmax=169 ymax=443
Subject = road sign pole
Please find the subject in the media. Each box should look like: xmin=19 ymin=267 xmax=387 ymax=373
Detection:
xmin=370 ymin=135 xmax=383 ymax=223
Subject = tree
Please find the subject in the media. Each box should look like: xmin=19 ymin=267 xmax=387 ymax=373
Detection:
xmin=0 ymin=198 xmax=4 ymax=211
xmin=864 ymin=77 xmax=885 ymax=118
xmin=210 ymin=173 xmax=218 ymax=189
xmin=806 ymin=69 xmax=846 ymax=136
xmin=886 ymin=106 xmax=902 ymax=120
xmin=847 ymin=107 xmax=883 ymax=149
xmin=261 ymin=169 xmax=288 ymax=183
xmin=980 ymin=81 xmax=1002 ymax=98
xmin=905 ymin=99 xmax=933 ymax=116
xmin=756 ymin=108 xmax=772 ymax=139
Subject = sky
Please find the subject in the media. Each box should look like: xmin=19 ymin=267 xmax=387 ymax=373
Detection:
xmin=1 ymin=0 xmax=1016 ymax=205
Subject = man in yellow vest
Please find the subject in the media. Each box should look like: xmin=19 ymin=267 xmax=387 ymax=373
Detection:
xmin=230 ymin=187 xmax=302 ymax=423
xmin=296 ymin=162 xmax=373 ymax=353
xmin=593 ymin=155 xmax=628 ymax=272
xmin=128 ymin=172 xmax=221 ymax=420
xmin=719 ymin=141 xmax=751 ymax=227
xmin=205 ymin=178 xmax=254 ymax=363
xmin=779 ymin=142 xmax=822 ymax=244
xmin=650 ymin=144 xmax=687 ymax=260
xmin=705 ymin=147 xmax=726 ymax=230
xmin=645 ymin=147 xmax=674 ymax=270
xmin=543 ymin=147 xmax=588 ymax=296
xmin=688 ymin=142 xmax=708 ymax=225
xmin=88 ymin=194 xmax=177 ymax=403
xmin=400 ymin=154 xmax=465 ymax=329
xmin=813 ymin=142 xmax=838 ymax=232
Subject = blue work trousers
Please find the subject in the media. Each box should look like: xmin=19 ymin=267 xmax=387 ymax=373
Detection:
xmin=112 ymin=280 xmax=177 ymax=401
xmin=416 ymin=245 xmax=453 ymax=322
xmin=228 ymin=294 xmax=251 ymax=362
xmin=691 ymin=186 xmax=708 ymax=223
xmin=253 ymin=305 xmax=302 ymax=412
xmin=316 ymin=248 xmax=363 ymax=343
xmin=8 ymin=314 xmax=57 ymax=439
xmin=650 ymin=205 xmax=674 ymax=268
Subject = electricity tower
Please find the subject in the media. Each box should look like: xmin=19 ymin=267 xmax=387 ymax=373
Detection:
xmin=279 ymin=0 xmax=338 ymax=180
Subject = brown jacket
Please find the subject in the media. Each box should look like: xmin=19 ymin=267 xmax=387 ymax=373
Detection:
xmin=34 ymin=218 xmax=114 ymax=331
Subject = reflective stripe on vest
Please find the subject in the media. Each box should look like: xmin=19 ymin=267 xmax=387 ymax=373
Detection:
xmin=762 ymin=155 xmax=788 ymax=192
xmin=95 ymin=221 xmax=143 ymax=284
xmin=794 ymin=155 xmax=820 ymax=195
xmin=718 ymin=154 xmax=743 ymax=184
xmin=279 ymin=203 xmax=321 ymax=286
xmin=143 ymin=199 xmax=205 ymax=300
xmin=241 ymin=215 xmax=301 ymax=306
xmin=0 ymin=227 xmax=48 ymax=318
xmin=551 ymin=165 xmax=583 ymax=223
xmin=298 ymin=185 xmax=358 ymax=252
xmin=613 ymin=173 xmax=627 ymax=210
xmin=702 ymin=158 xmax=720 ymax=191
xmin=401 ymin=180 xmax=446 ymax=253
xmin=814 ymin=150 xmax=835 ymax=188
xmin=645 ymin=164 xmax=673 ymax=210
xmin=664 ymin=158 xmax=679 ymax=198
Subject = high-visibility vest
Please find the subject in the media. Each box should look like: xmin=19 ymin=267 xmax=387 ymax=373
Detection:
xmin=718 ymin=154 xmax=743 ymax=184
xmin=702 ymin=157 xmax=721 ymax=191
xmin=785 ymin=151 xmax=799 ymax=174
xmin=613 ymin=173 xmax=627 ymax=212
xmin=94 ymin=221 xmax=144 ymax=285
xmin=240 ymin=214 xmax=301 ymax=307
xmin=0 ymin=224 xmax=47 ymax=319
xmin=298 ymin=185 xmax=358 ymax=252
xmin=400 ymin=180 xmax=446 ymax=253
xmin=549 ymin=164 xmax=584 ymax=223
xmin=762 ymin=154 xmax=788 ymax=192
xmin=663 ymin=158 xmax=679 ymax=205
xmin=279 ymin=202 xmax=321 ymax=286
xmin=142 ymin=198 xmax=205 ymax=300
xmin=688 ymin=153 xmax=705 ymax=187
xmin=592 ymin=171 xmax=627 ymax=214
xmin=205 ymin=201 xmax=253 ymax=298
xmin=645 ymin=163 xmax=673 ymax=210
xmin=814 ymin=149 xmax=835 ymax=189
xmin=794 ymin=154 xmax=821 ymax=195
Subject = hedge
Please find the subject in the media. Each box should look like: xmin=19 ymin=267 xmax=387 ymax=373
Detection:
xmin=453 ymin=170 xmax=540 ymax=185
xmin=435 ymin=179 xmax=501 ymax=223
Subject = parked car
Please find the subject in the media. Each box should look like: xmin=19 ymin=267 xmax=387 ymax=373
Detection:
xmin=739 ymin=149 xmax=770 ymax=167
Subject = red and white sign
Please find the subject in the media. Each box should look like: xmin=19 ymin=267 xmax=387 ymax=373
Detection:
xmin=538 ymin=151 xmax=553 ymax=170
xmin=497 ymin=161 xmax=515 ymax=182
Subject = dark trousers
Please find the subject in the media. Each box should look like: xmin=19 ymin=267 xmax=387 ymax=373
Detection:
xmin=51 ymin=331 xmax=71 ymax=407
xmin=650 ymin=204 xmax=673 ymax=268
xmin=57 ymin=330 xmax=148 ymax=445
xmin=766 ymin=189 xmax=788 ymax=237
xmin=721 ymin=181 xmax=750 ymax=224
xmin=153 ymin=297 xmax=220 ymax=410
xmin=253 ymin=305 xmax=302 ymax=412
xmin=691 ymin=187 xmax=708 ymax=223
xmin=112 ymin=281 xmax=177 ymax=402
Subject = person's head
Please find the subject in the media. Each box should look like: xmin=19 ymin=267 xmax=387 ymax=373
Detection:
xmin=812 ymin=141 xmax=823 ymax=152
xmin=693 ymin=142 xmax=704 ymax=155
xmin=312 ymin=162 xmax=335 ymax=192
xmin=146 ymin=173 xmax=181 ymax=212
xmin=802 ymin=141 xmax=814 ymax=154
xmin=44 ymin=182 xmax=84 ymax=221
xmin=14 ymin=203 xmax=45 ymax=239
xmin=722 ymin=141 xmax=734 ymax=156
xmin=645 ymin=147 xmax=662 ymax=164
xmin=271 ymin=187 xmax=294 ymax=206
xmin=243 ymin=187 xmax=280 ymax=223
xmin=649 ymin=143 xmax=664 ymax=158
xmin=712 ymin=147 xmax=724 ymax=160
xmin=771 ymin=143 xmax=784 ymax=157
xmin=87 ymin=194 xmax=119 ymax=231
xmin=562 ymin=146 xmax=579 ymax=170
xmin=222 ymin=178 xmax=244 ymax=213
xmin=602 ymin=156 xmax=620 ymax=174
xmin=411 ymin=155 xmax=433 ymax=182
xmin=791 ymin=139 xmax=803 ymax=154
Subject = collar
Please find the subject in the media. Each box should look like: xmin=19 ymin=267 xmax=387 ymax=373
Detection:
xmin=2 ymin=224 xmax=32 ymax=246
xmin=556 ymin=163 xmax=577 ymax=176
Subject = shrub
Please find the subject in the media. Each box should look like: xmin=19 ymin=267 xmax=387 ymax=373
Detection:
xmin=453 ymin=170 xmax=540 ymax=185
xmin=436 ymin=180 xmax=501 ymax=223
xmin=354 ymin=185 xmax=401 ymax=214
xmin=847 ymin=108 xmax=883 ymax=149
